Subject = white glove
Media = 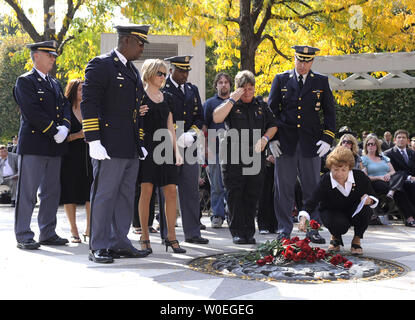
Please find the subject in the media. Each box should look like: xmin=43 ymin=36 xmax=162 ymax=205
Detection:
xmin=89 ymin=140 xmax=111 ymax=160
xmin=269 ymin=140 xmax=282 ymax=158
xmin=139 ymin=147 xmax=148 ymax=160
xmin=316 ymin=140 xmax=331 ymax=157
xmin=54 ymin=126 xmax=69 ymax=144
xmin=177 ymin=132 xmax=196 ymax=148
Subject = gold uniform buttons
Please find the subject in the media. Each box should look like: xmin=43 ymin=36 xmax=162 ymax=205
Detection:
xmin=119 ymin=84 xmax=123 ymax=87
xmin=298 ymin=107 xmax=302 ymax=110
xmin=298 ymin=115 xmax=301 ymax=119
xmin=57 ymin=114 xmax=60 ymax=118
xmin=297 ymin=124 xmax=301 ymax=128
xmin=105 ymin=123 xmax=109 ymax=127
xmin=299 ymin=98 xmax=302 ymax=101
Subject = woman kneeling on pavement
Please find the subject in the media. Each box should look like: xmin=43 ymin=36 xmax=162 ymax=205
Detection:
xmin=298 ymin=146 xmax=379 ymax=255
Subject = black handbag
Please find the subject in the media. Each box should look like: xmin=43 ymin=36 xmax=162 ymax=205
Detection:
xmin=0 ymin=190 xmax=11 ymax=204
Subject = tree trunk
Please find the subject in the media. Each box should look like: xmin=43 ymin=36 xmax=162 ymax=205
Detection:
xmin=239 ymin=0 xmax=257 ymax=73
xmin=43 ymin=0 xmax=57 ymax=76
xmin=44 ymin=0 xmax=56 ymax=41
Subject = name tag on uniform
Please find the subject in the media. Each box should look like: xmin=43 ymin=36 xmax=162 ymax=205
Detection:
xmin=117 ymin=76 xmax=125 ymax=80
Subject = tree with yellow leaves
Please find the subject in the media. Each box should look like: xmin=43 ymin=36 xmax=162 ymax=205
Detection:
xmin=122 ymin=0 xmax=415 ymax=104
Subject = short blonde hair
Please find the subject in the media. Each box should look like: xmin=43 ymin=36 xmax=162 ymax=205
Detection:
xmin=337 ymin=133 xmax=359 ymax=156
xmin=326 ymin=146 xmax=355 ymax=170
xmin=362 ymin=134 xmax=382 ymax=156
xmin=234 ymin=70 xmax=255 ymax=89
xmin=141 ymin=59 xmax=168 ymax=87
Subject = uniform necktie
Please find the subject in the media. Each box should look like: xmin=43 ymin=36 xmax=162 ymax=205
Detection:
xmin=298 ymin=75 xmax=304 ymax=91
xmin=401 ymin=149 xmax=409 ymax=164
xmin=127 ymin=61 xmax=136 ymax=78
xmin=45 ymin=75 xmax=53 ymax=88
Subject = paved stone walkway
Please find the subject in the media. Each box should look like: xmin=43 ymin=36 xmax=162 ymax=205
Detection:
xmin=1 ymin=203 xmax=414 ymax=300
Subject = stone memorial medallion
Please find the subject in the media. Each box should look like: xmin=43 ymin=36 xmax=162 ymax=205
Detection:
xmin=188 ymin=236 xmax=408 ymax=284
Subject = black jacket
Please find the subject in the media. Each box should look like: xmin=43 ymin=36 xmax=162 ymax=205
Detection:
xmin=13 ymin=68 xmax=71 ymax=156
xmin=81 ymin=50 xmax=145 ymax=158
xmin=162 ymin=76 xmax=204 ymax=133
xmin=304 ymin=169 xmax=376 ymax=215
xmin=268 ymin=69 xmax=335 ymax=157
xmin=384 ymin=146 xmax=415 ymax=179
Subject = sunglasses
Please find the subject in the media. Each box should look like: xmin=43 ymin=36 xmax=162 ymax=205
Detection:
xmin=341 ymin=140 xmax=353 ymax=145
xmin=129 ymin=36 xmax=144 ymax=48
xmin=366 ymin=142 xmax=376 ymax=147
xmin=156 ymin=71 xmax=167 ymax=77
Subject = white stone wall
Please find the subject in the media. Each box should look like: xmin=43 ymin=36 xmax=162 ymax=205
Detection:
xmin=101 ymin=33 xmax=206 ymax=101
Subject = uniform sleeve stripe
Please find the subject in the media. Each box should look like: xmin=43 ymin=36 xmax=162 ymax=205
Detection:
xmin=323 ymin=130 xmax=335 ymax=138
xmin=190 ymin=125 xmax=200 ymax=134
xmin=42 ymin=121 xmax=54 ymax=133
xmin=83 ymin=125 xmax=100 ymax=129
xmin=63 ymin=118 xmax=71 ymax=124
xmin=83 ymin=128 xmax=100 ymax=132
xmin=82 ymin=118 xmax=99 ymax=123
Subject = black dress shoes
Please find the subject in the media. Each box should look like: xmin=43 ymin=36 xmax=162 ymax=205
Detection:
xmin=89 ymin=249 xmax=114 ymax=264
xmin=405 ymin=220 xmax=415 ymax=228
xmin=17 ymin=239 xmax=40 ymax=250
xmin=276 ymin=232 xmax=290 ymax=241
xmin=107 ymin=250 xmax=122 ymax=259
xmin=185 ymin=236 xmax=209 ymax=244
xmin=233 ymin=236 xmax=247 ymax=244
xmin=306 ymin=230 xmax=326 ymax=244
xmin=114 ymin=247 xmax=149 ymax=258
xmin=232 ymin=236 xmax=256 ymax=245
xmin=39 ymin=235 xmax=69 ymax=246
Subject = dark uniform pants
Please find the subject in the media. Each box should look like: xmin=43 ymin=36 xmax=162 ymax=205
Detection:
xmin=15 ymin=154 xmax=61 ymax=242
xmin=274 ymin=143 xmax=321 ymax=236
xmin=222 ymin=164 xmax=264 ymax=239
xmin=90 ymin=158 xmax=139 ymax=251
xmin=177 ymin=161 xmax=201 ymax=239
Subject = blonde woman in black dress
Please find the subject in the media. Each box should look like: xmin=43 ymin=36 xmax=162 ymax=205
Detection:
xmin=138 ymin=59 xmax=185 ymax=254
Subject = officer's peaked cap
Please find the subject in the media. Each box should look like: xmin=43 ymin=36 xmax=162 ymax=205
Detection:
xmin=27 ymin=40 xmax=58 ymax=56
xmin=115 ymin=24 xmax=150 ymax=44
xmin=292 ymin=45 xmax=320 ymax=62
xmin=164 ymin=55 xmax=193 ymax=71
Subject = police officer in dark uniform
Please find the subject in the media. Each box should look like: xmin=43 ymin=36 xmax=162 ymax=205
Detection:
xmin=213 ymin=70 xmax=277 ymax=244
xmin=81 ymin=25 xmax=150 ymax=263
xmin=268 ymin=45 xmax=336 ymax=243
xmin=13 ymin=40 xmax=71 ymax=250
xmin=163 ymin=55 xmax=209 ymax=244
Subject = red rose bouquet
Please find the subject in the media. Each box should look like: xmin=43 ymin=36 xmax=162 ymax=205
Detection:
xmin=252 ymin=236 xmax=353 ymax=269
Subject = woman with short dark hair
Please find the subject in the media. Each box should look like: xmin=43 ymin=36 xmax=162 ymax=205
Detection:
xmin=298 ymin=146 xmax=379 ymax=255
xmin=213 ymin=70 xmax=278 ymax=244
xmin=60 ymin=79 xmax=92 ymax=243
